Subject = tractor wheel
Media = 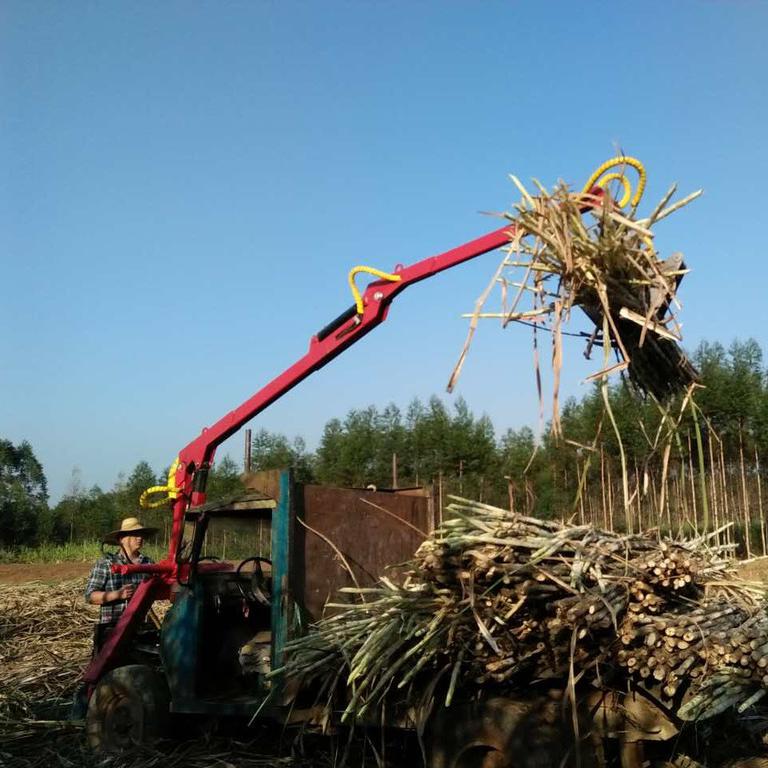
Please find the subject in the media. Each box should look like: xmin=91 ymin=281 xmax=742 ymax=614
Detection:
xmin=427 ymin=696 xmax=594 ymax=768
xmin=86 ymin=664 xmax=170 ymax=752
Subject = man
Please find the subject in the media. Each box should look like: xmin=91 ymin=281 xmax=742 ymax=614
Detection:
xmin=84 ymin=516 xmax=157 ymax=653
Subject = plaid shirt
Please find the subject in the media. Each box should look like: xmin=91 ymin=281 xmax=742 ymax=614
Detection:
xmin=84 ymin=551 xmax=153 ymax=625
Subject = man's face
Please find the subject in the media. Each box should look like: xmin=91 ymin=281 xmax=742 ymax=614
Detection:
xmin=121 ymin=534 xmax=143 ymax=554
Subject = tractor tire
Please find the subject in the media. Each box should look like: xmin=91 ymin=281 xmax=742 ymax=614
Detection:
xmin=86 ymin=664 xmax=170 ymax=752
xmin=427 ymin=696 xmax=596 ymax=768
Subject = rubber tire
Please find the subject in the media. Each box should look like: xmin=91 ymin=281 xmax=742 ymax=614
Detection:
xmin=427 ymin=696 xmax=592 ymax=768
xmin=86 ymin=664 xmax=170 ymax=752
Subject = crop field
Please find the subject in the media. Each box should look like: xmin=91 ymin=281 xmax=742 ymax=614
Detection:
xmin=0 ymin=541 xmax=167 ymax=566
xmin=0 ymin=571 xmax=413 ymax=768
xmin=4 ymin=553 xmax=768 ymax=768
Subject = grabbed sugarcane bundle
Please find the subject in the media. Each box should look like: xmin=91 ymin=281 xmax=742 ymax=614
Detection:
xmin=450 ymin=158 xmax=702 ymax=417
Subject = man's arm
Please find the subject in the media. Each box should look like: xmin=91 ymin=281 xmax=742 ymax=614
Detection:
xmin=85 ymin=557 xmax=135 ymax=605
xmin=88 ymin=585 xmax=135 ymax=605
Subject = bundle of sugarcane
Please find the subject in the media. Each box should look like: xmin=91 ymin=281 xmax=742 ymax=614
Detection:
xmin=277 ymin=497 xmax=766 ymax=726
xmin=450 ymin=157 xmax=702 ymax=411
xmin=617 ymin=604 xmax=768 ymax=720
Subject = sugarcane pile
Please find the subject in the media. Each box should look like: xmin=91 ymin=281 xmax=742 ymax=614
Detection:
xmin=620 ymin=605 xmax=768 ymax=719
xmin=449 ymin=157 xmax=702 ymax=415
xmin=278 ymin=498 xmax=768 ymax=726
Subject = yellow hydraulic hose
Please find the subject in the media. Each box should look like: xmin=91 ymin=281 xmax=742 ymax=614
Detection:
xmin=348 ymin=265 xmax=402 ymax=315
xmin=581 ymin=156 xmax=647 ymax=208
xmin=139 ymin=457 xmax=180 ymax=509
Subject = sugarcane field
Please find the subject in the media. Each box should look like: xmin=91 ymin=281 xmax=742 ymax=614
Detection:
xmin=3 ymin=4 xmax=768 ymax=768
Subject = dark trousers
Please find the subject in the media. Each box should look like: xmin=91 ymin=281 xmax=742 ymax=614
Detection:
xmin=73 ymin=624 xmax=116 ymax=719
xmin=92 ymin=623 xmax=115 ymax=655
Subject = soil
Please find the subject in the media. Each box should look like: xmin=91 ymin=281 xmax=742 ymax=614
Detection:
xmin=0 ymin=561 xmax=91 ymax=584
xmin=735 ymin=556 xmax=768 ymax=582
xmin=1 ymin=555 xmax=765 ymax=586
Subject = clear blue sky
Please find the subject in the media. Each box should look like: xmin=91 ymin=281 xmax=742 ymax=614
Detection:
xmin=2 ymin=1 xmax=767 ymax=503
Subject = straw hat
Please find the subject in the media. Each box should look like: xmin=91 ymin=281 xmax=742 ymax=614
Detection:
xmin=103 ymin=517 xmax=158 ymax=545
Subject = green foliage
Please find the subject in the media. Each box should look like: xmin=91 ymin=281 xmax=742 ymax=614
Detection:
xmin=0 ymin=538 xmax=166 ymax=564
xmin=314 ymin=395 xmax=500 ymax=498
xmin=250 ymin=428 xmax=314 ymax=483
xmin=9 ymin=336 xmax=768 ymax=560
xmin=694 ymin=340 xmax=766 ymax=447
xmin=0 ymin=439 xmax=49 ymax=546
xmin=526 ymin=338 xmax=768 ymax=521
xmin=52 ymin=483 xmax=114 ymax=544
xmin=207 ymin=455 xmax=247 ymax=499
xmin=310 ymin=338 xmax=768 ymax=519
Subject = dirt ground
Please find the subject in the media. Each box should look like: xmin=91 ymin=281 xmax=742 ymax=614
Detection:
xmin=0 ymin=562 xmax=91 ymax=584
xmin=5 ymin=557 xmax=766 ymax=585
xmin=734 ymin=556 xmax=768 ymax=582
xmin=0 ymin=574 xmax=366 ymax=768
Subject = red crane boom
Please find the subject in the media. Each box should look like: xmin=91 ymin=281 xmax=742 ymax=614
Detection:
xmin=84 ymin=182 xmax=607 ymax=685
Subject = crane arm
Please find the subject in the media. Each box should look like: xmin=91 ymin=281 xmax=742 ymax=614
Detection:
xmin=161 ymin=224 xmax=514 ymax=557
xmin=91 ymin=158 xmax=645 ymax=689
xmin=139 ymin=184 xmax=610 ymax=567
xmin=179 ymin=226 xmax=513 ymax=480
xmin=127 ymin=159 xmax=633 ymax=571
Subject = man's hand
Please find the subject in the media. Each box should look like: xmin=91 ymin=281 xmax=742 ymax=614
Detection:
xmin=116 ymin=585 xmax=135 ymax=601
xmin=87 ymin=585 xmax=136 ymax=606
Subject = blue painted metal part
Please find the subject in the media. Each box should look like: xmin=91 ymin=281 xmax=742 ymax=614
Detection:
xmin=159 ymin=478 xmax=294 ymax=716
xmin=161 ymin=582 xmax=202 ymax=703
xmin=270 ymin=468 xmax=293 ymax=697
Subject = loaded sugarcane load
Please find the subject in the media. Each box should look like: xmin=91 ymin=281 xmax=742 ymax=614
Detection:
xmin=277 ymin=498 xmax=768 ymax=763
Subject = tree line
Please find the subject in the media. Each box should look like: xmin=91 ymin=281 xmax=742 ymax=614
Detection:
xmin=1 ymin=338 xmax=767 ymax=549
xmin=0 ymin=453 xmax=243 ymax=549
xmin=247 ymin=338 xmax=768 ymax=547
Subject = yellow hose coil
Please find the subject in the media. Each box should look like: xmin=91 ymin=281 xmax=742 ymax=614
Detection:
xmin=348 ymin=265 xmax=402 ymax=315
xmin=594 ymin=173 xmax=632 ymax=208
xmin=140 ymin=456 xmax=180 ymax=509
xmin=581 ymin=156 xmax=647 ymax=208
xmin=582 ymin=156 xmax=655 ymax=255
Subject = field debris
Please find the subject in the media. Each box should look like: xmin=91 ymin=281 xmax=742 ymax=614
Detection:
xmin=279 ymin=497 xmax=768 ymax=726
xmin=0 ymin=580 xmax=316 ymax=768
xmin=449 ymin=157 xmax=702 ymax=425
xmin=0 ymin=580 xmax=93 ymax=724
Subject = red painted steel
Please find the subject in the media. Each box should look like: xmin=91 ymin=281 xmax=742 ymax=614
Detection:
xmin=82 ymin=576 xmax=168 ymax=685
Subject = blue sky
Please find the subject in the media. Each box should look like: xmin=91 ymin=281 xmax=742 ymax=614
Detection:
xmin=2 ymin=1 xmax=767 ymax=503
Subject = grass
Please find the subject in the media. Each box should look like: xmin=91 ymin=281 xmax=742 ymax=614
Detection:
xmin=0 ymin=540 xmax=166 ymax=564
